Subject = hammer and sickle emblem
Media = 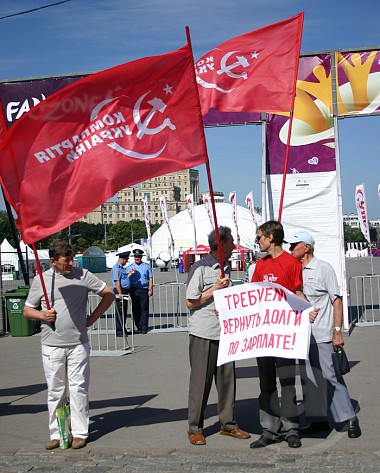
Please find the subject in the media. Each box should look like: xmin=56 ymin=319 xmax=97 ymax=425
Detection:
xmin=217 ymin=51 xmax=250 ymax=80
xmin=133 ymin=92 xmax=176 ymax=140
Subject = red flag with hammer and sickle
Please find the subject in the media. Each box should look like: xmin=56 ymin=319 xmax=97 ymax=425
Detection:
xmin=195 ymin=12 xmax=304 ymax=116
xmin=0 ymin=43 xmax=207 ymax=243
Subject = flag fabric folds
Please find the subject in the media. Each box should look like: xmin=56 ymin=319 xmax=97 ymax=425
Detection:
xmin=0 ymin=44 xmax=207 ymax=243
xmin=203 ymin=193 xmax=215 ymax=230
xmin=186 ymin=193 xmax=197 ymax=251
xmin=195 ymin=12 xmax=304 ymax=116
xmin=228 ymin=191 xmax=240 ymax=246
xmin=159 ymin=195 xmax=175 ymax=252
xmin=245 ymin=191 xmax=255 ymax=222
xmin=355 ymin=184 xmax=370 ymax=243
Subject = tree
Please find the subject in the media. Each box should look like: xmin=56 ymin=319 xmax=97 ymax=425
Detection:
xmin=107 ymin=221 xmax=131 ymax=248
xmin=343 ymin=224 xmax=365 ymax=248
xmin=0 ymin=211 xmax=14 ymax=245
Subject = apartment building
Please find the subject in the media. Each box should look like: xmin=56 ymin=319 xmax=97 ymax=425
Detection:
xmin=343 ymin=213 xmax=380 ymax=228
xmin=80 ymin=168 xmax=202 ymax=225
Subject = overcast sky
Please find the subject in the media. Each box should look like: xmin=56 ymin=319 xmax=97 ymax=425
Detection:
xmin=0 ymin=0 xmax=379 ymax=218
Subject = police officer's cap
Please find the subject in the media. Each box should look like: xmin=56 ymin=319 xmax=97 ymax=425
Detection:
xmin=117 ymin=251 xmax=130 ymax=259
xmin=132 ymin=249 xmax=144 ymax=257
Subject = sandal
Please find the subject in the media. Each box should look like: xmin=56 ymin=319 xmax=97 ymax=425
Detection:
xmin=220 ymin=427 xmax=251 ymax=439
xmin=188 ymin=432 xmax=206 ymax=445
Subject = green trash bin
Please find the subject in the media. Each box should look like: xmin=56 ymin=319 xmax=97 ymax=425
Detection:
xmin=231 ymin=279 xmax=244 ymax=286
xmin=4 ymin=286 xmax=37 ymax=337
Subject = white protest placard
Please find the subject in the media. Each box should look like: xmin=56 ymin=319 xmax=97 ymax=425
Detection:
xmin=214 ymin=281 xmax=312 ymax=366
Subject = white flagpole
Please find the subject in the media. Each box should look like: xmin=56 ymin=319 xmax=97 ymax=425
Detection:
xmin=159 ymin=194 xmax=175 ymax=257
xmin=245 ymin=191 xmax=256 ymax=222
xmin=229 ymin=191 xmax=241 ymax=270
xmin=355 ymin=184 xmax=373 ymax=275
xmin=203 ymin=193 xmax=215 ymax=231
xmin=186 ymin=193 xmax=197 ymax=252
xmin=143 ymin=195 xmax=152 ymax=264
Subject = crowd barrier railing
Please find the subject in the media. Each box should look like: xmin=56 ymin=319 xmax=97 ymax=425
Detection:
xmin=348 ymin=275 xmax=380 ymax=327
xmin=150 ymin=282 xmax=189 ymax=332
xmin=87 ymin=294 xmax=134 ymax=356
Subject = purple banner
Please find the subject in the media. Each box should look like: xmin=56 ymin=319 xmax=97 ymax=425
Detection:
xmin=267 ymin=54 xmax=336 ymax=175
xmin=0 ymin=74 xmax=86 ymax=129
xmin=337 ymin=50 xmax=380 ymax=116
xmin=203 ymin=109 xmax=261 ymax=126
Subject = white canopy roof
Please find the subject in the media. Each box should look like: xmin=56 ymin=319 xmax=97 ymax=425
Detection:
xmin=0 ymin=238 xmax=18 ymax=267
xmin=116 ymin=242 xmax=150 ymax=265
xmin=151 ymin=203 xmax=261 ymax=259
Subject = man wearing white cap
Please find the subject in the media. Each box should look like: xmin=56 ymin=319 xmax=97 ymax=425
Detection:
xmin=289 ymin=230 xmax=361 ymax=439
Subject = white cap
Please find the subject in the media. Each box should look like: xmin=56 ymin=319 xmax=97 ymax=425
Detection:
xmin=286 ymin=230 xmax=315 ymax=246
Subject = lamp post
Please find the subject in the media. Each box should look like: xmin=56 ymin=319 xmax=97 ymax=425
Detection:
xmin=68 ymin=226 xmax=80 ymax=245
xmin=130 ymin=221 xmax=134 ymax=243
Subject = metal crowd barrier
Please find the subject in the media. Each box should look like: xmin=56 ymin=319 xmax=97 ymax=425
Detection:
xmin=87 ymin=294 xmax=134 ymax=356
xmin=348 ymin=275 xmax=380 ymax=327
xmin=150 ymin=282 xmax=189 ymax=332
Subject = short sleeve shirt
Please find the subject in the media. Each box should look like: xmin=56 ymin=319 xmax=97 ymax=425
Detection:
xmin=126 ymin=261 xmax=153 ymax=289
xmin=302 ymin=256 xmax=341 ymax=343
xmin=186 ymin=253 xmax=231 ymax=340
xmin=111 ymin=262 xmax=131 ymax=290
xmin=25 ymin=267 xmax=105 ymax=346
xmin=252 ymin=251 xmax=303 ymax=293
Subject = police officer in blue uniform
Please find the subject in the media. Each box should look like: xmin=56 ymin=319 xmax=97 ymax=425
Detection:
xmin=126 ymin=249 xmax=153 ymax=334
xmin=111 ymin=251 xmax=133 ymax=336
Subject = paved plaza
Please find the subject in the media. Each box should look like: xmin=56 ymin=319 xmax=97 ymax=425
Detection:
xmin=0 ymin=257 xmax=379 ymax=472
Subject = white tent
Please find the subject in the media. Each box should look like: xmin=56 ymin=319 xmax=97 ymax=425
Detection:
xmin=18 ymin=242 xmax=50 ymax=262
xmin=151 ymin=203 xmax=261 ymax=259
xmin=1 ymin=239 xmax=51 ymax=275
xmin=0 ymin=238 xmax=18 ymax=269
xmin=116 ymin=242 xmax=150 ymax=265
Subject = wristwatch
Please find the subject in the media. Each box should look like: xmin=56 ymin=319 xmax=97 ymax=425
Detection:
xmin=334 ymin=326 xmax=341 ymax=332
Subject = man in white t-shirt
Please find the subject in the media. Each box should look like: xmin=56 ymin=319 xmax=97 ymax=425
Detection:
xmin=24 ymin=240 xmax=114 ymax=450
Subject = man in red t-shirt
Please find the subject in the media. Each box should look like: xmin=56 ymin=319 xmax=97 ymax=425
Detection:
xmin=249 ymin=220 xmax=316 ymax=449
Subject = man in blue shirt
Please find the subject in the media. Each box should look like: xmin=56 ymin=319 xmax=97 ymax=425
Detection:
xmin=111 ymin=251 xmax=133 ymax=337
xmin=126 ymin=249 xmax=153 ymax=334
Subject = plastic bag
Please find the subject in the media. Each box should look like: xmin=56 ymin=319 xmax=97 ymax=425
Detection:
xmin=56 ymin=397 xmax=71 ymax=449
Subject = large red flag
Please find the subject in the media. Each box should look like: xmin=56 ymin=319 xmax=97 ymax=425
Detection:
xmin=195 ymin=12 xmax=304 ymax=115
xmin=0 ymin=44 xmax=207 ymax=243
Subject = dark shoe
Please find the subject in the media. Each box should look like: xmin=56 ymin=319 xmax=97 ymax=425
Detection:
xmin=301 ymin=421 xmax=330 ymax=434
xmin=220 ymin=427 xmax=251 ymax=439
xmin=116 ymin=332 xmax=125 ymax=337
xmin=249 ymin=435 xmax=282 ymax=448
xmin=348 ymin=418 xmax=361 ymax=438
xmin=45 ymin=439 xmax=60 ymax=450
xmin=140 ymin=330 xmax=147 ymax=334
xmin=188 ymin=432 xmax=206 ymax=445
xmin=286 ymin=435 xmax=302 ymax=448
xmin=71 ymin=437 xmax=87 ymax=449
